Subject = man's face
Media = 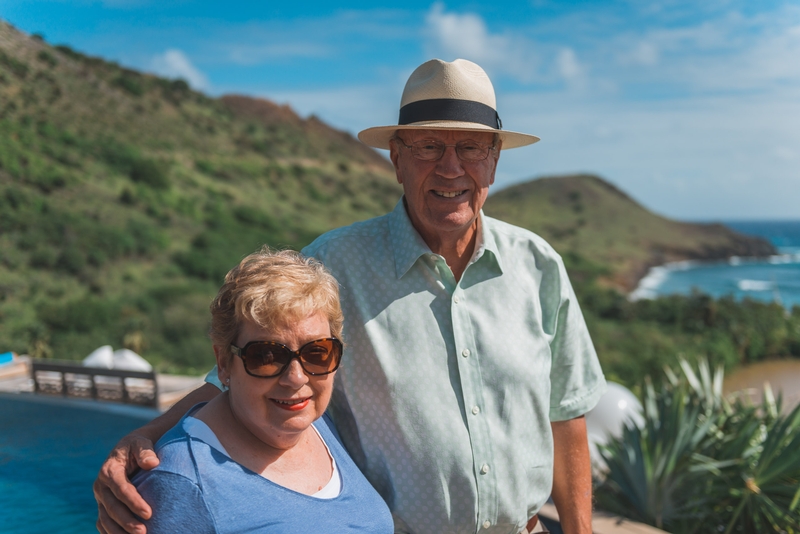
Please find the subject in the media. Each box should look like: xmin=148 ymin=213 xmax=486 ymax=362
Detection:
xmin=390 ymin=129 xmax=500 ymax=247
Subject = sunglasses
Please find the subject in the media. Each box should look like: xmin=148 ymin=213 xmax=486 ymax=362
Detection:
xmin=230 ymin=338 xmax=343 ymax=378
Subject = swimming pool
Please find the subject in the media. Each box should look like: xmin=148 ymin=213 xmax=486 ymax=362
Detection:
xmin=0 ymin=393 xmax=158 ymax=534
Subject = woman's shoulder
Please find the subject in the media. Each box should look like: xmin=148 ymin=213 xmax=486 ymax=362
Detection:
xmin=136 ymin=405 xmax=214 ymax=484
xmin=132 ymin=422 xmax=198 ymax=487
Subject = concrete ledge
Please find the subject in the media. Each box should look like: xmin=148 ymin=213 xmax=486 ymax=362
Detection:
xmin=156 ymin=374 xmax=205 ymax=410
xmin=0 ymin=355 xmax=30 ymax=380
xmin=539 ymin=503 xmax=669 ymax=534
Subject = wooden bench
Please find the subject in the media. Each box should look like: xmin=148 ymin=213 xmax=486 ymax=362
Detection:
xmin=30 ymin=359 xmax=159 ymax=407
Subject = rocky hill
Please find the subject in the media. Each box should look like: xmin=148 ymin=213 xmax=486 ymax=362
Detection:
xmin=484 ymin=174 xmax=775 ymax=290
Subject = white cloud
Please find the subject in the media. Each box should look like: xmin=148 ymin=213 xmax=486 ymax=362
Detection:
xmin=424 ymin=3 xmax=540 ymax=83
xmin=493 ymin=85 xmax=800 ymax=219
xmin=150 ymin=49 xmax=209 ymax=91
xmin=774 ymin=146 xmax=797 ymax=162
xmin=604 ymin=6 xmax=800 ymax=93
xmin=425 ymin=3 xmax=494 ymax=60
xmin=226 ymin=43 xmax=330 ymax=65
xmin=622 ymin=41 xmax=660 ymax=66
xmin=556 ymin=47 xmax=586 ymax=90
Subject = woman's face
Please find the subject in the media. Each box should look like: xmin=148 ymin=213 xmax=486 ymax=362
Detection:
xmin=216 ymin=312 xmax=336 ymax=451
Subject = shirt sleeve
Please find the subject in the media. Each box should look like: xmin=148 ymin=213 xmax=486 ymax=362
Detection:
xmin=547 ymin=258 xmax=607 ymax=421
xmin=137 ymin=471 xmax=217 ymax=534
xmin=204 ymin=365 xmax=226 ymax=391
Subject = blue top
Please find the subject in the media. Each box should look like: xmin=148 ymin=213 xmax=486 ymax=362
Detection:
xmin=133 ymin=408 xmax=393 ymax=534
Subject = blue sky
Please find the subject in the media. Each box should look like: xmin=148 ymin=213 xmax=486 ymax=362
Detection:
xmin=2 ymin=0 xmax=799 ymax=220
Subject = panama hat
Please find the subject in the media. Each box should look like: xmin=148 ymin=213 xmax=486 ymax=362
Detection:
xmin=358 ymin=58 xmax=540 ymax=150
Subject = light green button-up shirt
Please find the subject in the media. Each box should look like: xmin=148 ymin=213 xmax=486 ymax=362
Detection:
xmin=208 ymin=199 xmax=605 ymax=534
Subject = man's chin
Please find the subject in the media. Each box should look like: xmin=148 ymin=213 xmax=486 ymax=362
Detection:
xmin=427 ymin=211 xmax=479 ymax=234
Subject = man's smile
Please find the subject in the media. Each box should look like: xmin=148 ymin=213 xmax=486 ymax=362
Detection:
xmin=433 ymin=189 xmax=468 ymax=198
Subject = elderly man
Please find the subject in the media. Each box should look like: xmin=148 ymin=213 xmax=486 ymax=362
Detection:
xmin=95 ymin=59 xmax=605 ymax=534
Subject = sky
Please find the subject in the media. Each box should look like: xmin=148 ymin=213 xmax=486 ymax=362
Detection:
xmin=2 ymin=0 xmax=799 ymax=220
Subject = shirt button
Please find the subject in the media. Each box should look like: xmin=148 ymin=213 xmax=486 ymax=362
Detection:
xmin=461 ymin=349 xmax=470 ymax=358
xmin=471 ymin=405 xmax=480 ymax=415
xmin=480 ymin=464 xmax=489 ymax=474
xmin=453 ymin=296 xmax=460 ymax=304
xmin=482 ymin=520 xmax=491 ymax=529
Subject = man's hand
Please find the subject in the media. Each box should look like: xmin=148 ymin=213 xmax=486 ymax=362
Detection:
xmin=550 ymin=416 xmax=593 ymax=534
xmin=94 ymin=433 xmax=158 ymax=534
xmin=93 ymin=382 xmax=222 ymax=534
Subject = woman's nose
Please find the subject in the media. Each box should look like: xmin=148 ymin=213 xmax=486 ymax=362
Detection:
xmin=279 ymin=358 xmax=309 ymax=386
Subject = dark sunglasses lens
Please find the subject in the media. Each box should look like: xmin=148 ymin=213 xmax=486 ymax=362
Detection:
xmin=243 ymin=344 xmax=291 ymax=377
xmin=299 ymin=339 xmax=341 ymax=374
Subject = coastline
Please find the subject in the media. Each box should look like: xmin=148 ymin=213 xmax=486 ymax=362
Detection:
xmin=628 ymin=250 xmax=800 ymax=302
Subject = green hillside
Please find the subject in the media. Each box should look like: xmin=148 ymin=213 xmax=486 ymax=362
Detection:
xmin=0 ymin=22 xmax=400 ymax=372
xmin=484 ymin=174 xmax=775 ymax=290
xmin=2 ymin=21 xmax=792 ymax=382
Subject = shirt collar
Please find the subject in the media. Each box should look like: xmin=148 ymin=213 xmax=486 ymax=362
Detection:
xmin=388 ymin=198 xmax=504 ymax=279
xmin=389 ymin=198 xmax=432 ymax=279
xmin=473 ymin=214 xmax=504 ymax=274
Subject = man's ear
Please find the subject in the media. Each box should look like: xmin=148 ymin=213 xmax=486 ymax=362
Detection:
xmin=213 ymin=345 xmax=231 ymax=385
xmin=389 ymin=138 xmax=403 ymax=184
xmin=489 ymin=140 xmax=502 ymax=186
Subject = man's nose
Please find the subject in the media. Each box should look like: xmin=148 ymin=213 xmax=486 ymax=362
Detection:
xmin=435 ymin=145 xmax=465 ymax=178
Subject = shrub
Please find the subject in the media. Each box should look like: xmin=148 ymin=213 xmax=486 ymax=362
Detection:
xmin=56 ymin=246 xmax=86 ymax=275
xmin=97 ymin=139 xmax=140 ymax=172
xmin=119 ymin=187 xmax=136 ymax=205
xmin=29 ymin=247 xmax=58 ymax=269
xmin=127 ymin=218 xmax=168 ymax=255
xmin=37 ymin=50 xmax=58 ymax=68
xmin=54 ymin=45 xmax=84 ymax=61
xmin=38 ymin=296 xmax=120 ymax=332
xmin=595 ymin=359 xmax=800 ymax=533
xmin=0 ymin=50 xmax=29 ymax=78
xmin=114 ymin=73 xmax=144 ymax=96
xmin=130 ymin=159 xmax=169 ymax=189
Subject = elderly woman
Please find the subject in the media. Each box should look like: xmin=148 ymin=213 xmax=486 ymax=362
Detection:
xmin=132 ymin=248 xmax=393 ymax=533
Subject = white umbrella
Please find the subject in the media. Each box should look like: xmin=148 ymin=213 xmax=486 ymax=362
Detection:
xmin=112 ymin=349 xmax=153 ymax=372
xmin=82 ymin=345 xmax=114 ymax=369
xmin=586 ymin=382 xmax=644 ymax=470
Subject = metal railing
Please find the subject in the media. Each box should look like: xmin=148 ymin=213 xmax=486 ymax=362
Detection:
xmin=30 ymin=359 xmax=158 ymax=407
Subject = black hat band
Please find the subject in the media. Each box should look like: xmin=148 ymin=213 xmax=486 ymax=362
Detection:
xmin=399 ymin=98 xmax=502 ymax=130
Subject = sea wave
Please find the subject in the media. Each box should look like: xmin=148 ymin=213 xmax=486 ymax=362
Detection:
xmin=629 ymin=260 xmax=699 ymax=301
xmin=737 ymin=279 xmax=775 ymax=292
xmin=631 ymin=253 xmax=800 ymax=302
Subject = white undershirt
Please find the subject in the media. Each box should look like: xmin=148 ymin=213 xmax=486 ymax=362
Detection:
xmin=183 ymin=416 xmax=341 ymax=499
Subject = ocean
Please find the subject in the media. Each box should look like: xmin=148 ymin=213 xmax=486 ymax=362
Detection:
xmin=631 ymin=220 xmax=800 ymax=309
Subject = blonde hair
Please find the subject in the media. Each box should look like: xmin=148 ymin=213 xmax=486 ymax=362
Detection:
xmin=209 ymin=247 xmax=343 ymax=361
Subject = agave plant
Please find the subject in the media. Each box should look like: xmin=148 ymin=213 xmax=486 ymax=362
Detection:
xmin=594 ymin=358 xmax=800 ymax=534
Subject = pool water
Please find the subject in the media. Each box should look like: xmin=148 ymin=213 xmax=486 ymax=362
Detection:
xmin=0 ymin=394 xmax=158 ymax=534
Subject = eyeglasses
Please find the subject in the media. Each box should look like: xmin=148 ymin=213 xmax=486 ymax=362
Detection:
xmin=392 ymin=137 xmax=496 ymax=162
xmin=230 ymin=338 xmax=343 ymax=378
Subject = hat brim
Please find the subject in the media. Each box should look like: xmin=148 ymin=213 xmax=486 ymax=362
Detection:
xmin=358 ymin=121 xmax=540 ymax=150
